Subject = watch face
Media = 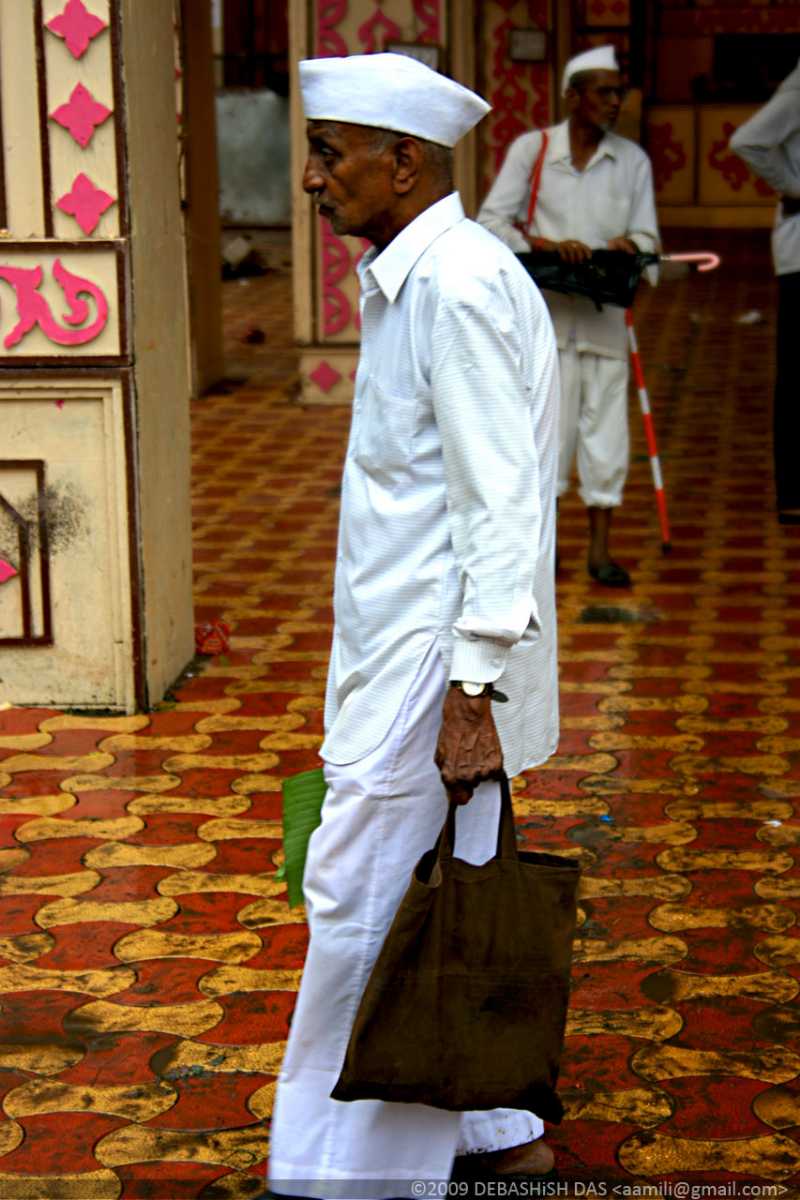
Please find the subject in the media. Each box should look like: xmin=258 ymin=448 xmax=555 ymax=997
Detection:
xmin=461 ymin=681 xmax=486 ymax=697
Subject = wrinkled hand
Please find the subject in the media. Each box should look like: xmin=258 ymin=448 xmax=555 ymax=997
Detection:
xmin=554 ymin=239 xmax=592 ymax=264
xmin=607 ymin=237 xmax=638 ymax=254
xmin=434 ymin=688 xmax=504 ymax=806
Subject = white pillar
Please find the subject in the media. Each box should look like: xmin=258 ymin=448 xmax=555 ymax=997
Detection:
xmin=0 ymin=0 xmax=194 ymax=709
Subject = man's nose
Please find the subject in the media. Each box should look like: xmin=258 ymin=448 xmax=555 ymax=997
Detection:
xmin=303 ymin=159 xmax=323 ymax=194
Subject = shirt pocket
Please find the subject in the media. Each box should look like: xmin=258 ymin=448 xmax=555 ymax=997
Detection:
xmin=597 ymin=188 xmax=630 ymax=241
xmin=353 ymin=376 xmax=418 ymax=476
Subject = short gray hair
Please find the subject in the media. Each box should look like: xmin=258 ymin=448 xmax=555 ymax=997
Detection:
xmin=367 ymin=126 xmax=454 ymax=189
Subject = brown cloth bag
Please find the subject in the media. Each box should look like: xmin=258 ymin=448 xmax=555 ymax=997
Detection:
xmin=331 ymin=776 xmax=580 ymax=1122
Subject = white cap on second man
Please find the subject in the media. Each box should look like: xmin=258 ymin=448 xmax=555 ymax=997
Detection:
xmin=299 ymin=52 xmax=491 ymax=148
xmin=561 ymin=45 xmax=619 ymax=96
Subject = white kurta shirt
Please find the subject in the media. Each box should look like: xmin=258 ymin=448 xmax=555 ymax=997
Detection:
xmin=477 ymin=120 xmax=659 ymax=360
xmin=321 ymin=193 xmax=560 ymax=778
xmin=730 ymin=63 xmax=800 ymax=276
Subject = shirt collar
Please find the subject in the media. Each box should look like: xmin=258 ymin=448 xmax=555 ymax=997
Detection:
xmin=359 ymin=192 xmax=465 ymax=303
xmin=550 ymin=119 xmax=617 ymax=166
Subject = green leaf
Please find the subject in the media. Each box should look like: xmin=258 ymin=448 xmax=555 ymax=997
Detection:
xmin=280 ymin=767 xmax=327 ymax=907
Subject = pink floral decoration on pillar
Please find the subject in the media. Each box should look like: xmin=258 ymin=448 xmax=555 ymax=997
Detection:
xmin=46 ymin=0 xmax=107 ymax=59
xmin=412 ymin=0 xmax=442 ymax=43
xmin=0 ymin=560 xmax=18 ymax=586
xmin=320 ymin=217 xmax=354 ymax=336
xmin=357 ymin=7 xmax=402 ymax=53
xmin=50 ymin=83 xmax=112 ymax=149
xmin=56 ymin=173 xmax=115 ymax=235
xmin=648 ymin=121 xmax=688 ymax=193
xmin=0 ymin=259 xmax=109 ymax=349
xmin=485 ymin=15 xmax=550 ymax=189
xmin=317 ymin=0 xmax=349 ymax=56
xmin=309 ymin=360 xmax=343 ymax=394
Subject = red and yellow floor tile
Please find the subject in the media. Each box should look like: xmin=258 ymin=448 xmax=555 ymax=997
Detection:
xmin=1 ymin=231 xmax=800 ymax=1195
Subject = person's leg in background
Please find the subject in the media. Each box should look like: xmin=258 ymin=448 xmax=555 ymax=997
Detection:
xmin=556 ymin=340 xmax=581 ymax=509
xmin=575 ymin=352 xmax=630 ymax=586
xmin=775 ymin=271 xmax=800 ymax=523
xmin=555 ymin=340 xmax=580 ymax=575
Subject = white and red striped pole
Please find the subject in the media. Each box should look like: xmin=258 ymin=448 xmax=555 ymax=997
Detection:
xmin=629 ymin=250 xmax=719 ymax=552
xmin=625 ymin=306 xmax=671 ymax=555
xmin=623 ymin=250 xmax=720 ymax=554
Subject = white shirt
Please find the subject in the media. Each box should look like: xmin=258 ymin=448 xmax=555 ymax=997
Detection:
xmin=321 ymin=193 xmax=560 ymax=777
xmin=730 ymin=62 xmax=800 ymax=276
xmin=477 ymin=120 xmax=660 ymax=360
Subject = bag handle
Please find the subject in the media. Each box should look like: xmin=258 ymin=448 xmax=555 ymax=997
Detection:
xmin=438 ymin=774 xmax=518 ymax=863
xmin=497 ymin=774 xmax=519 ymax=861
xmin=525 ymin=130 xmax=549 ymax=232
xmin=443 ymin=802 xmax=457 ymax=857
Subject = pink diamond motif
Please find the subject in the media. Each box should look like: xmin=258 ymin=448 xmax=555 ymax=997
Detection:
xmin=309 ymin=360 xmax=343 ymax=394
xmin=0 ymin=559 xmax=18 ymax=586
xmin=46 ymin=0 xmax=108 ymax=59
xmin=56 ymin=172 xmax=115 ymax=235
xmin=50 ymin=83 xmax=112 ymax=149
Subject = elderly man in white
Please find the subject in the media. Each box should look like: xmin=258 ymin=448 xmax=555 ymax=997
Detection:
xmin=730 ymin=59 xmax=800 ymax=526
xmin=478 ymin=45 xmax=659 ymax=588
xmin=266 ymin=52 xmax=560 ymax=1198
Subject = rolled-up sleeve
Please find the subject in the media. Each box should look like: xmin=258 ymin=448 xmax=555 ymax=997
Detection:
xmin=431 ymin=280 xmax=554 ymax=682
xmin=730 ymin=92 xmax=800 ymax=198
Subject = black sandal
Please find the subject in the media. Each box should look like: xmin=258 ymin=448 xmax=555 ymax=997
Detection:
xmin=588 ymin=560 xmax=631 ymax=588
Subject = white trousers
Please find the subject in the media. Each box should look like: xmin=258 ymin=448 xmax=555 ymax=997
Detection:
xmin=268 ymin=644 xmax=542 ymax=1199
xmin=557 ymin=343 xmax=629 ymax=509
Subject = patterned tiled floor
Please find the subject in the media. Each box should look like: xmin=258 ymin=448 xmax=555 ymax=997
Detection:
xmin=2 ymin=228 xmax=800 ymax=1197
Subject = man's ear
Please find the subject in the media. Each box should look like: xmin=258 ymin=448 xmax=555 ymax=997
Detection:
xmin=392 ymin=136 xmax=423 ymax=195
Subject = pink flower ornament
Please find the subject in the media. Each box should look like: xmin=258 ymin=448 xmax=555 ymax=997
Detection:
xmin=56 ymin=173 xmax=115 ymax=235
xmin=46 ymin=0 xmax=108 ymax=59
xmin=50 ymin=84 xmax=112 ymax=149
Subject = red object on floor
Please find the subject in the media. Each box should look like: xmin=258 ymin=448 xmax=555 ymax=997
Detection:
xmin=0 ymin=234 xmax=799 ymax=1194
xmin=194 ymin=620 xmax=231 ymax=656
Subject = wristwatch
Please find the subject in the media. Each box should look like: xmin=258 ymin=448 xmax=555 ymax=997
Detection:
xmin=451 ymin=680 xmax=490 ymax=697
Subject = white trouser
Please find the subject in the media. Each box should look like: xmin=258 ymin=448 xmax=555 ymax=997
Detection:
xmin=268 ymin=643 xmax=542 ymax=1198
xmin=557 ymin=343 xmax=629 ymax=509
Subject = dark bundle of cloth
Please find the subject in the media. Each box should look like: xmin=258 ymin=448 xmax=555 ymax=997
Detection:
xmin=516 ymin=249 xmax=660 ymax=309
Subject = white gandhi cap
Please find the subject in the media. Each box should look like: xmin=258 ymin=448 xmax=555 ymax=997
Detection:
xmin=299 ymin=52 xmax=491 ymax=148
xmin=561 ymin=44 xmax=619 ymax=96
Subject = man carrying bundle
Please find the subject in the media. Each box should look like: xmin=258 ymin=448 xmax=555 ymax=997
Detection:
xmin=478 ymin=46 xmax=659 ymax=588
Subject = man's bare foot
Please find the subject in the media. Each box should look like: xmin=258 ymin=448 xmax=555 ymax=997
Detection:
xmin=480 ymin=1138 xmax=555 ymax=1176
